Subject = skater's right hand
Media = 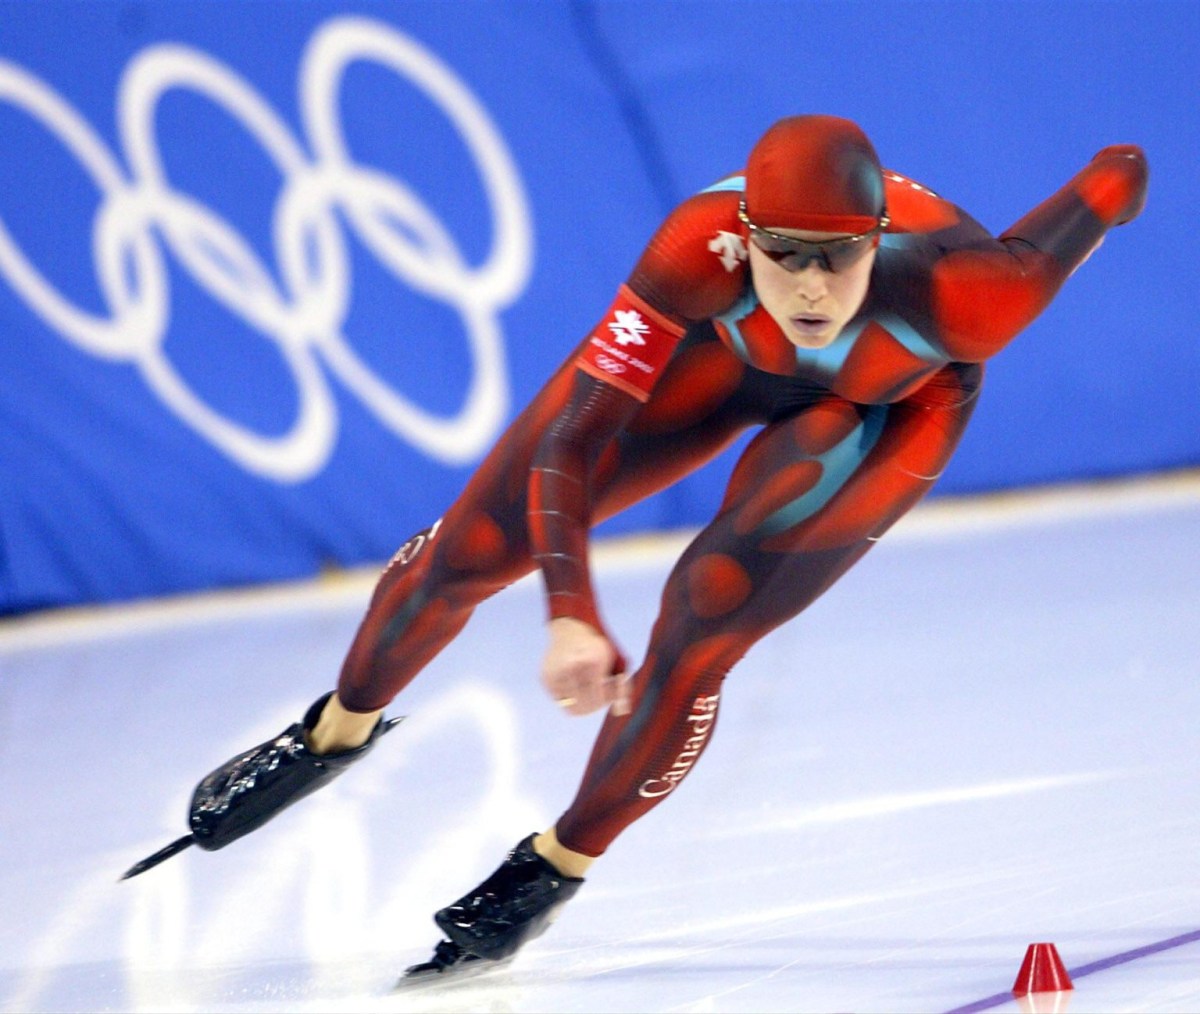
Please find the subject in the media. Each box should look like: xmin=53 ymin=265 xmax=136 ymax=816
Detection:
xmin=542 ymin=617 xmax=631 ymax=718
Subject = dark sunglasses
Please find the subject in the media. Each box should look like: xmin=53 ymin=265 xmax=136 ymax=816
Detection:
xmin=738 ymin=201 xmax=889 ymax=273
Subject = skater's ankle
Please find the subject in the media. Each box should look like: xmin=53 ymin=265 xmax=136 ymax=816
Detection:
xmin=532 ymin=827 xmax=594 ymax=879
xmin=305 ymin=693 xmax=382 ymax=755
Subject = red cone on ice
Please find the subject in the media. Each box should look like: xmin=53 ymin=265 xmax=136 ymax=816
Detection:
xmin=1012 ymin=942 xmax=1074 ymax=995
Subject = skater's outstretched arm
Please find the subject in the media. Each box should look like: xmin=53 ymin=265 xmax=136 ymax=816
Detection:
xmin=932 ymin=145 xmax=1149 ymax=362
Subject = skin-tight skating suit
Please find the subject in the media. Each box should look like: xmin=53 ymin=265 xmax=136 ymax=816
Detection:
xmin=336 ymin=145 xmax=1147 ymax=858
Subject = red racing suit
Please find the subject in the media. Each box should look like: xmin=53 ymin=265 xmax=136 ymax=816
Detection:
xmin=337 ymin=146 xmax=1147 ymax=857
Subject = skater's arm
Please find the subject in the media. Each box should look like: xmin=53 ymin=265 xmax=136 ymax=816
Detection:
xmin=529 ymin=371 xmax=641 ymax=716
xmin=530 ymin=280 xmax=695 ymax=717
xmin=530 ymin=191 xmax=739 ymax=714
xmin=529 ymin=371 xmax=640 ymax=637
xmin=933 ymin=145 xmax=1148 ymax=362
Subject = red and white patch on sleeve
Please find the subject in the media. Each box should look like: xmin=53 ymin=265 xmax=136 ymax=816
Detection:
xmin=575 ymin=285 xmax=685 ymax=401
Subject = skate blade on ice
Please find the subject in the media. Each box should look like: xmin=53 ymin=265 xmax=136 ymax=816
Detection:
xmin=394 ymin=939 xmax=513 ymax=990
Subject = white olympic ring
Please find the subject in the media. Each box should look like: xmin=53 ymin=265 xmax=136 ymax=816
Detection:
xmin=0 ymin=16 xmax=532 ymax=480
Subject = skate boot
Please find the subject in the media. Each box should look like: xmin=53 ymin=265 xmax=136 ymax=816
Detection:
xmin=435 ymin=833 xmax=584 ymax=961
xmin=121 ymin=692 xmax=400 ymax=879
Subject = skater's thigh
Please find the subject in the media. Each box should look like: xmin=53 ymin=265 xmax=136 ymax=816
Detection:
xmin=593 ymin=334 xmax=763 ymax=521
xmin=657 ymin=361 xmax=985 ymax=639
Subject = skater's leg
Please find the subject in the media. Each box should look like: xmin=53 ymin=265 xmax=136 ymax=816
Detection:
xmin=122 ymin=367 xmax=588 ymax=876
xmin=416 ymin=362 xmax=982 ymax=963
xmin=128 ymin=338 xmax=760 ymax=882
xmin=404 ymin=341 xmax=782 ymax=964
xmin=554 ymin=362 xmax=984 ymax=858
xmin=336 ymin=329 xmax=758 ymax=717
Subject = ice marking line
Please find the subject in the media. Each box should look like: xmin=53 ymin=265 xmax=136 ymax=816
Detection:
xmin=550 ymin=890 xmax=916 ymax=985
xmin=704 ymin=771 xmax=1115 ymax=839
xmin=629 ymin=887 xmax=926 ymax=942
xmin=945 ymin=928 xmax=1200 ymax=1014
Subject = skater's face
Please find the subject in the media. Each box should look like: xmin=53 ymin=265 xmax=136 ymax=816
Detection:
xmin=745 ymin=212 xmax=879 ymax=350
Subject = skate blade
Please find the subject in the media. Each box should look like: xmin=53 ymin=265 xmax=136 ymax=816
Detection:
xmin=120 ymin=834 xmax=195 ymax=880
xmin=394 ymin=946 xmax=512 ymax=991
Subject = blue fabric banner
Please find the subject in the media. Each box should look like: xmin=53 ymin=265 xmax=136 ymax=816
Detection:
xmin=0 ymin=1 xmax=1195 ymax=612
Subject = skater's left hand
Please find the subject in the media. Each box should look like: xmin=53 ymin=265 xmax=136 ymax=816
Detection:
xmin=542 ymin=617 xmax=631 ymax=717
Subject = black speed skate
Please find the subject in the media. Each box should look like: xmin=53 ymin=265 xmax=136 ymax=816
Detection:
xmin=121 ymin=692 xmax=400 ymax=880
xmin=401 ymin=833 xmax=584 ymax=983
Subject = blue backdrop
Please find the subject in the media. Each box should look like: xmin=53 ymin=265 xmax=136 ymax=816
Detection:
xmin=1 ymin=0 xmax=1196 ymax=613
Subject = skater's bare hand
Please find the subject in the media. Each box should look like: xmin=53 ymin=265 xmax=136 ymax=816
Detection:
xmin=542 ymin=617 xmax=631 ymax=717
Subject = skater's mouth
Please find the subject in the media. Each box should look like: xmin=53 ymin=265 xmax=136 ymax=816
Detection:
xmin=790 ymin=314 xmax=832 ymax=335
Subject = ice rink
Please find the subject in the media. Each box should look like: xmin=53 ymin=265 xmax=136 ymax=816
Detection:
xmin=2 ymin=475 xmax=1197 ymax=1013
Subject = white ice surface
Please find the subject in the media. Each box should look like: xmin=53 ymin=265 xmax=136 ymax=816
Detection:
xmin=1 ymin=475 xmax=1197 ymax=1013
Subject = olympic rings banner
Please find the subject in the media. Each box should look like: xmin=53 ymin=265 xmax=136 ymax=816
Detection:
xmin=1 ymin=2 xmax=1195 ymax=613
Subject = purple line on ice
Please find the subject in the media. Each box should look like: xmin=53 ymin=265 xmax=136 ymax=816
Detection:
xmin=945 ymin=928 xmax=1200 ymax=1014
